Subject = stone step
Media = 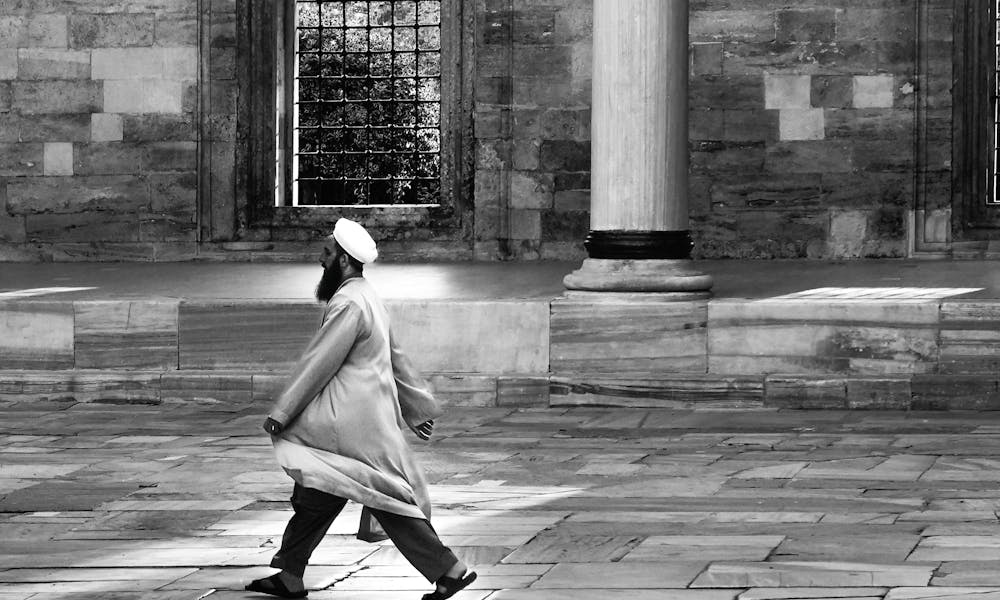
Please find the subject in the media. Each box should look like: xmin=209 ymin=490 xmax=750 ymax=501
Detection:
xmin=0 ymin=369 xmax=551 ymax=408
xmin=3 ymin=370 xmax=1000 ymax=411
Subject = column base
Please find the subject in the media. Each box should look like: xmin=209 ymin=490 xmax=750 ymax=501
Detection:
xmin=563 ymin=258 xmax=714 ymax=296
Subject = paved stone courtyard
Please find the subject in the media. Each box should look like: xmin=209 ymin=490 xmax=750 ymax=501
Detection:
xmin=5 ymin=399 xmax=1000 ymax=599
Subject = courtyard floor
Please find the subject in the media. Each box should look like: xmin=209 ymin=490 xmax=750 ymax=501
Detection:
xmin=4 ymin=401 xmax=1000 ymax=599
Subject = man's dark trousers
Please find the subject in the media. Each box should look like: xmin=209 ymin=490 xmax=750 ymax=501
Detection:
xmin=270 ymin=484 xmax=459 ymax=582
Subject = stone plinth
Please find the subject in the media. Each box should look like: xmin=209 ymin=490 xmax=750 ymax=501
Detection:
xmin=563 ymin=259 xmax=714 ymax=294
xmin=551 ymin=293 xmax=708 ymax=375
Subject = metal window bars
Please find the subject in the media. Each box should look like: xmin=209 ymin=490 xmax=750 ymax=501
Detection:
xmin=293 ymin=1 xmax=442 ymax=206
xmin=992 ymin=0 xmax=1000 ymax=204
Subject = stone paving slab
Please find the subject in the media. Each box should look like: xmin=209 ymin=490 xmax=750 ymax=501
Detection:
xmin=7 ymin=405 xmax=1000 ymax=598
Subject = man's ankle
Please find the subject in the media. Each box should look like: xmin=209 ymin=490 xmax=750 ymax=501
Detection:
xmin=277 ymin=570 xmax=304 ymax=591
xmin=444 ymin=561 xmax=467 ymax=579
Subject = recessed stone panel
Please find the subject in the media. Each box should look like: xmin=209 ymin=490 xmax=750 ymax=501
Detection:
xmin=178 ymin=301 xmax=320 ymax=370
xmin=709 ymin=299 xmax=940 ymax=376
xmin=551 ymin=296 xmax=708 ymax=375
xmin=389 ymin=300 xmax=549 ymax=374
xmin=74 ymin=300 xmax=178 ymax=369
xmin=0 ymin=301 xmax=74 ymax=369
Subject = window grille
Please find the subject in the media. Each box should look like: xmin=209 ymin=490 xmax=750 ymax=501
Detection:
xmin=992 ymin=0 xmax=1000 ymax=204
xmin=293 ymin=0 xmax=442 ymax=206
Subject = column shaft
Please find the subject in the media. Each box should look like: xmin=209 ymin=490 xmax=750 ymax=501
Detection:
xmin=564 ymin=0 xmax=712 ymax=293
xmin=591 ymin=0 xmax=688 ymax=232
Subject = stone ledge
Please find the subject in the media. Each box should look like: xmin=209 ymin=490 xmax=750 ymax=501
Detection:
xmin=0 ymin=370 xmax=550 ymax=408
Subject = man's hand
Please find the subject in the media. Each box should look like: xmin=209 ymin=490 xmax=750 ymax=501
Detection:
xmin=263 ymin=417 xmax=284 ymax=435
xmin=413 ymin=419 xmax=434 ymax=441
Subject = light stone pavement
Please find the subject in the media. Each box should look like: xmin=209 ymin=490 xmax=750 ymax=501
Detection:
xmin=5 ymin=401 xmax=1000 ymax=599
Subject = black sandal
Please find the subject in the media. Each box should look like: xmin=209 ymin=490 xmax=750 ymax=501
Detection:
xmin=245 ymin=573 xmax=308 ymax=598
xmin=421 ymin=570 xmax=477 ymax=600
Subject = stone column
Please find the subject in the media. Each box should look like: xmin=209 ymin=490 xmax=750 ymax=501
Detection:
xmin=564 ymin=0 xmax=712 ymax=295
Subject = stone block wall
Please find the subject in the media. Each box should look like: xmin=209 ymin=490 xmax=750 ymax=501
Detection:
xmin=473 ymin=0 xmax=592 ymax=260
xmin=0 ymin=0 xmax=200 ymax=261
xmin=0 ymin=0 xmax=958 ymax=261
xmin=474 ymin=0 xmax=949 ymax=260
xmin=687 ymin=1 xmax=949 ymax=259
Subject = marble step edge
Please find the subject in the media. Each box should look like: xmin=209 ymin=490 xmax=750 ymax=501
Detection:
xmin=0 ymin=369 xmax=549 ymax=408
xmin=3 ymin=370 xmax=999 ymax=411
xmin=552 ymin=373 xmax=1000 ymax=411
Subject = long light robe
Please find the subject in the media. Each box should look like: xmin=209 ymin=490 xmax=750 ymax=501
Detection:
xmin=269 ymin=276 xmax=442 ymax=521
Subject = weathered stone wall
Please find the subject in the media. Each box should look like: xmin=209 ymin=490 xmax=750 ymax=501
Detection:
xmin=472 ymin=0 xmax=592 ymax=260
xmin=0 ymin=0 xmax=953 ymax=261
xmin=687 ymin=1 xmax=949 ymax=259
xmin=474 ymin=0 xmax=948 ymax=260
xmin=0 ymin=0 xmax=200 ymax=261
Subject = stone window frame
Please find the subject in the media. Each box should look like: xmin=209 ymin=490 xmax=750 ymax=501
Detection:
xmin=952 ymin=0 xmax=1000 ymax=235
xmin=233 ymin=0 xmax=474 ymax=239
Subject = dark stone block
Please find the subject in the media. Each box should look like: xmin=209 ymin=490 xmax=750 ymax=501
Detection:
xmin=555 ymin=172 xmax=589 ymax=191
xmin=7 ymin=175 xmax=150 ymax=215
xmin=870 ymin=207 xmax=905 ymax=238
xmin=139 ymin=214 xmax=198 ymax=242
xmin=722 ymin=109 xmax=777 ymax=142
xmin=814 ymin=43 xmax=879 ymax=73
xmin=74 ymin=142 xmax=144 ymax=176
xmin=124 ymin=114 xmax=197 ymax=142
xmin=691 ymin=42 xmax=723 ymax=75
xmin=539 ymin=140 xmax=590 ymax=172
xmin=26 ymin=212 xmax=141 ymax=243
xmin=911 ymin=375 xmax=1000 ymax=410
xmin=825 ymin=109 xmax=914 ymax=141
xmin=765 ymin=141 xmax=854 ymax=174
xmin=811 ymin=75 xmax=853 ymax=108
xmin=820 ymin=173 xmax=912 ymax=208
xmin=15 ymin=113 xmax=91 ymax=143
xmin=0 ymin=143 xmax=43 ymax=177
xmin=511 ymin=109 xmax=542 ymax=138
xmin=690 ymin=109 xmax=724 ymax=140
xmin=541 ymin=208 xmax=588 ymax=241
xmin=512 ymin=10 xmax=556 ymax=44
xmin=0 ymin=82 xmax=10 ymax=113
xmin=69 ymin=14 xmax=154 ymax=48
xmin=710 ymin=174 xmax=824 ymax=211
xmin=852 ymin=141 xmax=915 ymax=172
xmin=846 ymin=378 xmax=911 ymax=410
xmin=155 ymin=14 xmax=198 ymax=45
xmin=838 ymin=8 xmax=916 ymax=43
xmin=512 ymin=46 xmax=570 ymax=77
xmin=539 ymin=109 xmax=590 ymax=141
xmin=764 ymin=377 xmax=847 ymax=409
xmin=691 ymin=141 xmax=766 ymax=174
xmin=144 ymin=142 xmax=198 ymax=172
xmin=13 ymin=81 xmax=102 ymax=114
xmin=481 ymin=10 xmax=511 ymax=45
xmin=690 ymin=75 xmax=764 ymax=110
xmin=777 ymin=9 xmax=836 ymax=43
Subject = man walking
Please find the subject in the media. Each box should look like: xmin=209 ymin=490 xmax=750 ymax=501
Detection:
xmin=246 ymin=219 xmax=476 ymax=599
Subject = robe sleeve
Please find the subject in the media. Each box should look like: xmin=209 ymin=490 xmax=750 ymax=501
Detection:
xmin=390 ymin=325 xmax=442 ymax=429
xmin=269 ymin=299 xmax=363 ymax=427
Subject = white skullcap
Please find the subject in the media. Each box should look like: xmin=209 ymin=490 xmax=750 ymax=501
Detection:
xmin=331 ymin=218 xmax=378 ymax=264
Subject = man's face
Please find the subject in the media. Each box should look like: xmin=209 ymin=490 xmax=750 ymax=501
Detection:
xmin=315 ymin=240 xmax=345 ymax=302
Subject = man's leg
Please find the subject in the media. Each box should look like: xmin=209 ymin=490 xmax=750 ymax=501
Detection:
xmin=368 ymin=508 xmax=466 ymax=584
xmin=269 ymin=484 xmax=348 ymax=578
xmin=247 ymin=484 xmax=347 ymax=597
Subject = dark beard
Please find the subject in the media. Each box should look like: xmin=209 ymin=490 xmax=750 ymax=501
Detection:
xmin=315 ymin=264 xmax=344 ymax=303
